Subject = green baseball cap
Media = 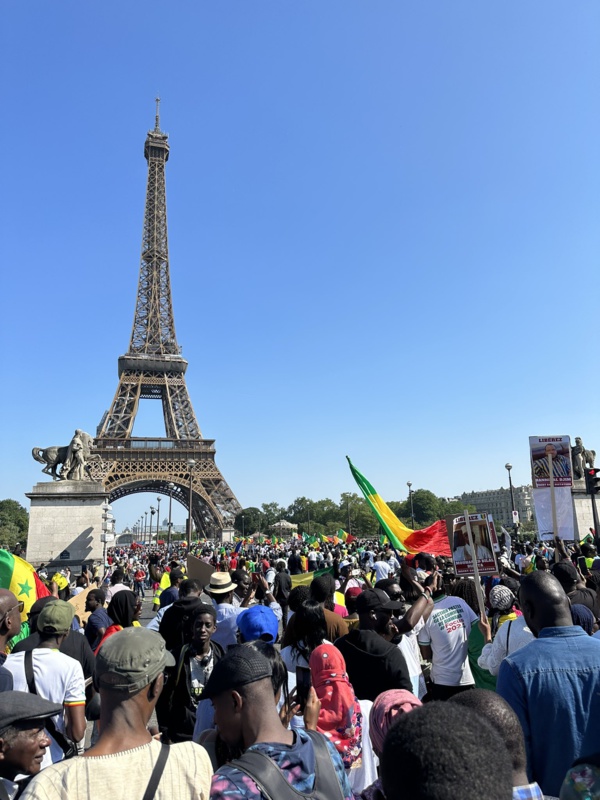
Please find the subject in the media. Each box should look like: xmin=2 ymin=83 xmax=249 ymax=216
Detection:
xmin=37 ymin=600 xmax=74 ymax=635
xmin=95 ymin=627 xmax=176 ymax=693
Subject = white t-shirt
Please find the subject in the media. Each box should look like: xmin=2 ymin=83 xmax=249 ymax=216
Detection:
xmin=398 ymin=618 xmax=427 ymax=699
xmin=372 ymin=561 xmax=393 ymax=582
xmin=417 ymin=596 xmax=478 ymax=687
xmin=5 ymin=649 xmax=85 ymax=768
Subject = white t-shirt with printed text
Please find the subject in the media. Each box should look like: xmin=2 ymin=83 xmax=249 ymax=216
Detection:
xmin=417 ymin=595 xmax=478 ymax=687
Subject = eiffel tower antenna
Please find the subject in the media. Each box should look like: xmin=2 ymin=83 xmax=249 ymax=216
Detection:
xmin=155 ymin=95 xmax=161 ymax=131
xmin=93 ymin=103 xmax=241 ymax=538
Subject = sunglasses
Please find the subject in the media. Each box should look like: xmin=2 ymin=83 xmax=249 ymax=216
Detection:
xmin=0 ymin=600 xmax=24 ymax=623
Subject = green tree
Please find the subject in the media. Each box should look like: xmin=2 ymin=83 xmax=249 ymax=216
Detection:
xmin=286 ymin=497 xmax=314 ymax=527
xmin=410 ymin=490 xmax=441 ymax=526
xmin=234 ymin=507 xmax=264 ymax=535
xmin=260 ymin=502 xmax=286 ymax=530
xmin=0 ymin=499 xmax=29 ymax=551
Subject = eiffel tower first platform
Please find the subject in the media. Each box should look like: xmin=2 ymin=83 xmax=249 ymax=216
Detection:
xmin=85 ymin=102 xmax=241 ymax=539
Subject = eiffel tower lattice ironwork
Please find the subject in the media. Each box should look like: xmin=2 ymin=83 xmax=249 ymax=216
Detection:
xmin=89 ymin=101 xmax=241 ymax=538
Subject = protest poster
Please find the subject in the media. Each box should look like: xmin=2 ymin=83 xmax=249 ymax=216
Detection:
xmin=69 ymin=584 xmax=94 ymax=624
xmin=529 ymin=435 xmax=572 ymax=489
xmin=186 ymin=553 xmax=214 ymax=587
xmin=446 ymin=513 xmax=499 ymax=577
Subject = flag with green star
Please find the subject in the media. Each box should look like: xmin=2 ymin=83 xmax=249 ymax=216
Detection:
xmin=0 ymin=551 xmax=51 ymax=619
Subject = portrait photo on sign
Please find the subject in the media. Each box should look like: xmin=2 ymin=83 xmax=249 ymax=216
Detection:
xmin=529 ymin=436 xmax=572 ymax=489
xmin=446 ymin=514 xmax=498 ymax=576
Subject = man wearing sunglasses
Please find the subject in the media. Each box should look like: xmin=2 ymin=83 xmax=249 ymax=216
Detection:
xmin=0 ymin=590 xmax=24 ymax=692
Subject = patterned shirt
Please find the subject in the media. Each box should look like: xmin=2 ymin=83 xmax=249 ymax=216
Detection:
xmin=210 ymin=728 xmax=353 ymax=800
xmin=512 ymin=783 xmax=544 ymax=800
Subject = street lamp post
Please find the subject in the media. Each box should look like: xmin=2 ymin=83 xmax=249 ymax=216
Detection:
xmin=407 ymin=482 xmax=415 ymax=530
xmin=144 ymin=511 xmax=148 ymax=542
xmin=150 ymin=506 xmax=156 ymax=545
xmin=101 ymin=502 xmax=113 ymax=575
xmin=156 ymin=497 xmax=162 ymax=544
xmin=505 ymin=463 xmax=518 ymax=539
xmin=167 ymin=482 xmax=175 ymax=555
xmin=187 ymin=459 xmax=196 ymax=544
xmin=242 ymin=515 xmax=245 ymax=538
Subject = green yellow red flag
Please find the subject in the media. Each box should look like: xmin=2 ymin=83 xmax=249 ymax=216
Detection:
xmin=346 ymin=457 xmax=451 ymax=556
xmin=0 ymin=551 xmax=51 ymax=620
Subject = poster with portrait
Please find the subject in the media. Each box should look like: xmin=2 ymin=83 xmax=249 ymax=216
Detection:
xmin=446 ymin=513 xmax=499 ymax=577
xmin=529 ymin=435 xmax=572 ymax=489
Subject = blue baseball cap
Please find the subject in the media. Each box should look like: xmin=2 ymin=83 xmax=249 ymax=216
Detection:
xmin=237 ymin=605 xmax=279 ymax=643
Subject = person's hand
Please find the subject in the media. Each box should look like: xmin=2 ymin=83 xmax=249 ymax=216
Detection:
xmin=478 ymin=612 xmax=492 ymax=644
xmin=49 ymin=580 xmax=59 ymax=598
xmin=303 ymin=687 xmax=321 ymax=731
xmin=280 ymin=688 xmax=301 ymax=727
xmin=258 ymin=575 xmax=269 ymax=591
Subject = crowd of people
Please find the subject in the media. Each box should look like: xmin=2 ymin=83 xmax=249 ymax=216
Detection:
xmin=1 ymin=532 xmax=600 ymax=799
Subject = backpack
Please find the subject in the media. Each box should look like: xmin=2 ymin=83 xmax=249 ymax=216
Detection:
xmin=232 ymin=730 xmax=345 ymax=800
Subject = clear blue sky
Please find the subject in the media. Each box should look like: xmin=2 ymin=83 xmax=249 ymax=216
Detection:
xmin=2 ymin=3 xmax=598 ymax=530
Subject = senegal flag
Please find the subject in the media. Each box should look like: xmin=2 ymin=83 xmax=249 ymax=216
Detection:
xmin=0 ymin=551 xmax=51 ymax=619
xmin=347 ymin=457 xmax=451 ymax=556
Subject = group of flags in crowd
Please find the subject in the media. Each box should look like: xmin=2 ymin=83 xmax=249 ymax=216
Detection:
xmin=0 ymin=457 xmax=453 ymax=608
xmin=232 ymin=458 xmax=452 ymax=557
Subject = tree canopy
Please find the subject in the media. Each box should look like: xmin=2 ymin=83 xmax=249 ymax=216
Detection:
xmin=234 ymin=489 xmax=478 ymax=536
xmin=0 ymin=499 xmax=29 ymax=550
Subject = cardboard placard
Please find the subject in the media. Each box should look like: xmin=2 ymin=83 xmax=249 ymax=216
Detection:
xmin=186 ymin=554 xmax=215 ymax=588
xmin=68 ymin=584 xmax=95 ymax=624
xmin=446 ymin=513 xmax=499 ymax=577
xmin=529 ymin=435 xmax=573 ymax=488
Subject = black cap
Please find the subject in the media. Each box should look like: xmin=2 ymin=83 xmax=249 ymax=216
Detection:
xmin=0 ymin=691 xmax=62 ymax=735
xmin=202 ymin=645 xmax=272 ymax=700
xmin=356 ymin=588 xmax=405 ymax=614
xmin=551 ymin=561 xmax=578 ymax=585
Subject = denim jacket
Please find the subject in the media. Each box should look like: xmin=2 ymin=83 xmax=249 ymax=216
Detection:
xmin=497 ymin=626 xmax=600 ymax=797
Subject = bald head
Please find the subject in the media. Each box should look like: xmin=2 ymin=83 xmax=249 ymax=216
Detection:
xmin=0 ymin=590 xmax=21 ymax=644
xmin=519 ymin=571 xmax=573 ymax=636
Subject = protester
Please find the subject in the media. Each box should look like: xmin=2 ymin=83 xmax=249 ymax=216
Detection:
xmin=104 ymin=569 xmax=127 ymax=604
xmin=497 ymin=571 xmax=600 ymax=797
xmin=0 ymin=692 xmax=62 ymax=798
xmin=417 ymin=575 xmax=478 ymax=699
xmin=272 ymin=561 xmax=292 ymax=629
xmin=21 ymin=627 xmax=213 ymax=799
xmin=157 ymin=579 xmax=210 ymax=651
xmin=159 ymin=568 xmax=184 ymax=608
xmin=358 ymin=689 xmax=422 ymax=800
xmin=157 ymin=603 xmax=224 ymax=743
xmin=5 ymin=601 xmax=86 ymax=768
xmin=83 ymin=588 xmax=111 ymax=651
xmin=380 ymin=702 xmax=513 ymax=800
xmin=95 ymin=590 xmax=137 ymax=652
xmin=0 ymin=590 xmax=22 ymax=691
xmin=335 ymin=589 xmax=412 ymax=701
xmin=237 ymin=605 xmax=279 ymax=644
xmin=205 ymin=645 xmax=353 ymax=800
xmin=309 ymin=644 xmax=362 ymax=770
xmin=450 ymin=688 xmax=545 ymax=799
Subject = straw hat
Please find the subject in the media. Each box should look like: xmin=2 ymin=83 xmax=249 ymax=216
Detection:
xmin=207 ymin=572 xmax=237 ymax=594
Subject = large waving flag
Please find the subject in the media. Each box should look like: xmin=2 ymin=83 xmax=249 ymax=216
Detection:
xmin=0 ymin=551 xmax=51 ymax=619
xmin=347 ymin=457 xmax=451 ymax=556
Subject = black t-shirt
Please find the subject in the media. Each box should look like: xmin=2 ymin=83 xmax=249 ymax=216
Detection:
xmin=11 ymin=630 xmax=95 ymax=679
xmin=288 ymin=554 xmax=302 ymax=575
xmin=569 ymin=587 xmax=600 ymax=619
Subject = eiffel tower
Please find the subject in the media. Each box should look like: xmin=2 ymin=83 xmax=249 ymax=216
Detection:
xmin=89 ymin=101 xmax=241 ymax=539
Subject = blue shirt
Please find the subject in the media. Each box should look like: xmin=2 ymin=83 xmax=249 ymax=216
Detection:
xmin=84 ymin=607 xmax=111 ymax=650
xmin=497 ymin=626 xmax=600 ymax=797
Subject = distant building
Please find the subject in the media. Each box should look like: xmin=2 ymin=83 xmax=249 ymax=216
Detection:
xmin=460 ymin=485 xmax=533 ymax=528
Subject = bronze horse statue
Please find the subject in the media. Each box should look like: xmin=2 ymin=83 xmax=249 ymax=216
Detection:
xmin=32 ymin=431 xmax=96 ymax=480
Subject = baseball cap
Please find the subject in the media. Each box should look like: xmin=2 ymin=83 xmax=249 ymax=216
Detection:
xmin=37 ymin=600 xmax=74 ymax=635
xmin=95 ymin=627 xmax=176 ymax=693
xmin=356 ymin=588 xmax=404 ymax=614
xmin=551 ymin=561 xmax=578 ymax=584
xmin=0 ymin=692 xmax=62 ymax=736
xmin=202 ymin=645 xmax=272 ymax=700
xmin=170 ymin=569 xmax=184 ymax=580
xmin=237 ymin=605 xmax=279 ymax=643
xmin=339 ymin=560 xmax=351 ymax=570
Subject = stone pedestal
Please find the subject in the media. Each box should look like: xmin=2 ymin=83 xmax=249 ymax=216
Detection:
xmin=572 ymin=480 xmax=598 ymax=540
xmin=25 ymin=481 xmax=108 ymax=568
